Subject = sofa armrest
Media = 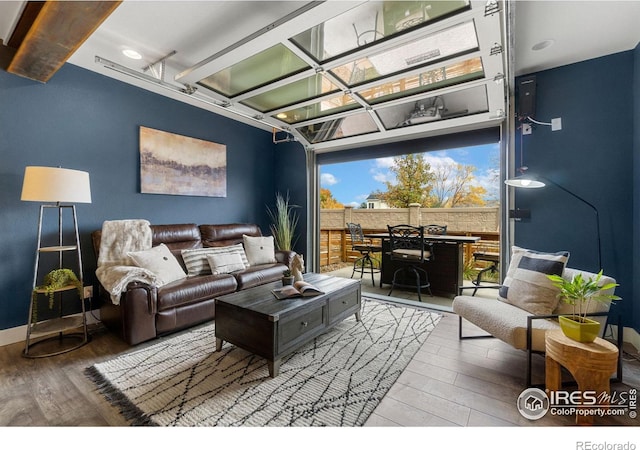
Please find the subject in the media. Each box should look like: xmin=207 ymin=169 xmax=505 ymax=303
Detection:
xmin=119 ymin=282 xmax=158 ymax=345
xmin=275 ymin=249 xmax=296 ymax=268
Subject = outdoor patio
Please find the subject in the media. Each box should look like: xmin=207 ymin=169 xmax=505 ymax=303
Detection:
xmin=322 ymin=263 xmax=498 ymax=312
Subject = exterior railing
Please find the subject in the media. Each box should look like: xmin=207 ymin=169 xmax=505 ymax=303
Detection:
xmin=319 ymin=205 xmax=500 ymax=272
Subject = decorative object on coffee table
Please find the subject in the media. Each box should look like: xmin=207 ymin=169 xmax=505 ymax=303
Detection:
xmin=281 ymin=269 xmax=294 ymax=286
xmin=291 ymin=253 xmax=304 ymax=282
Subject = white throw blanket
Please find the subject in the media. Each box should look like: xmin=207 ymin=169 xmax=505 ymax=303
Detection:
xmin=95 ymin=219 xmax=158 ymax=305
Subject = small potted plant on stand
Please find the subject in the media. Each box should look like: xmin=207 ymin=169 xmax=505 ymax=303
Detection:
xmin=282 ymin=269 xmax=295 ymax=286
xmin=547 ymin=270 xmax=620 ymax=343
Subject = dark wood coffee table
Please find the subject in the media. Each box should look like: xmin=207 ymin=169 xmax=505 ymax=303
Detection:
xmin=214 ymin=273 xmax=361 ymax=377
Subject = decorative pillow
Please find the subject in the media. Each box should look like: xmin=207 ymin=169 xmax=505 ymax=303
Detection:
xmin=242 ymin=234 xmax=277 ymax=266
xmin=127 ymin=244 xmax=187 ymax=285
xmin=497 ymin=246 xmax=570 ymax=315
xmin=206 ymin=253 xmax=246 ymax=275
xmin=181 ymin=245 xmax=249 ymax=276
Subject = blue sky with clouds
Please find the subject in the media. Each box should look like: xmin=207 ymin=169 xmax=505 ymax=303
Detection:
xmin=320 ymin=142 xmax=500 ymax=207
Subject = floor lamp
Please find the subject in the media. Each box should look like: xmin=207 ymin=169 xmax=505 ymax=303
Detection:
xmin=505 ymin=168 xmax=602 ymax=272
xmin=21 ymin=166 xmax=92 ymax=357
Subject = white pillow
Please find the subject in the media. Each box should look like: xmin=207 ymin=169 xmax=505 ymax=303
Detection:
xmin=242 ymin=234 xmax=277 ymax=266
xmin=128 ymin=244 xmax=187 ymax=285
xmin=497 ymin=246 xmax=570 ymax=315
xmin=206 ymin=253 xmax=246 ymax=275
xmin=181 ymin=245 xmax=249 ymax=276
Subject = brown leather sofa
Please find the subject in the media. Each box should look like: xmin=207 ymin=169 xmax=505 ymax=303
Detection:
xmin=92 ymin=223 xmax=296 ymax=345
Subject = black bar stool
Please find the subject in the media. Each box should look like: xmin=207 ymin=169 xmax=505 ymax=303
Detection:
xmin=346 ymin=223 xmax=382 ymax=286
xmin=387 ymin=224 xmax=433 ymax=301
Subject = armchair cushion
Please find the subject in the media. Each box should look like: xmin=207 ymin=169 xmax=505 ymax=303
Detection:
xmin=498 ymin=246 xmax=569 ymax=315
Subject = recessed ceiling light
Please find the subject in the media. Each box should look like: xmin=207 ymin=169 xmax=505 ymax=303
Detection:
xmin=276 ymin=113 xmax=288 ymax=119
xmin=122 ymin=48 xmax=143 ymax=60
xmin=532 ymin=39 xmax=555 ymax=51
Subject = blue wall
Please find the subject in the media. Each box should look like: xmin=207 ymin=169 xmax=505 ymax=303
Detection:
xmin=0 ymin=63 xmax=306 ymax=330
xmin=514 ymin=51 xmax=637 ymax=331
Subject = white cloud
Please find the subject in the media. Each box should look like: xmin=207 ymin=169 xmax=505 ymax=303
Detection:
xmin=423 ymin=153 xmax=457 ymax=169
xmin=347 ymin=201 xmax=360 ymax=208
xmin=320 ymin=173 xmax=339 ymax=186
xmin=374 ymin=157 xmax=395 ymax=168
xmin=372 ymin=171 xmax=393 ymax=183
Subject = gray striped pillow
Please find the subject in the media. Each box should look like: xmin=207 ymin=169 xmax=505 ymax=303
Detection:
xmin=498 ymin=246 xmax=570 ymax=315
xmin=181 ymin=244 xmax=249 ymax=276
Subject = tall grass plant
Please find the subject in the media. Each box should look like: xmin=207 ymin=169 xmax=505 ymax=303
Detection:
xmin=267 ymin=192 xmax=299 ymax=251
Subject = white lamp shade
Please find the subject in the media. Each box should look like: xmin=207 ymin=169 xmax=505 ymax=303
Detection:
xmin=21 ymin=166 xmax=92 ymax=203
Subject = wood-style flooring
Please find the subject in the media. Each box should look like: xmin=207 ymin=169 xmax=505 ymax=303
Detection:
xmin=1 ymin=311 xmax=638 ymax=428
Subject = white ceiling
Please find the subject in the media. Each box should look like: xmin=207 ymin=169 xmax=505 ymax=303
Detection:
xmin=1 ymin=1 xmax=639 ymax=148
xmin=513 ymin=0 xmax=640 ymax=76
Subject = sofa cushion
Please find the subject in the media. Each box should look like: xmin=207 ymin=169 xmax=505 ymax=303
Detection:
xmin=181 ymin=244 xmax=248 ymax=276
xmin=234 ymin=263 xmax=287 ymax=290
xmin=243 ymin=234 xmax=277 ymax=266
xmin=128 ymin=243 xmax=187 ymax=285
xmin=200 ymin=223 xmax=262 ymax=247
xmin=498 ymin=246 xmax=569 ymax=315
xmin=156 ymin=273 xmax=237 ymax=311
xmin=452 ymin=295 xmax=561 ymax=351
xmin=206 ymin=252 xmax=246 ymax=274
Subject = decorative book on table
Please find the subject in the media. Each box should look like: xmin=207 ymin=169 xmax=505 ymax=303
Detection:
xmin=272 ymin=281 xmax=324 ymax=300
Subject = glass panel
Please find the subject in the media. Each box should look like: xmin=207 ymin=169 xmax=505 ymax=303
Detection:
xmin=290 ymin=1 xmax=470 ymax=63
xmin=241 ymin=74 xmax=341 ymax=112
xmin=376 ymin=85 xmax=488 ymax=129
xmin=330 ymin=21 xmax=478 ymax=86
xmin=273 ymin=94 xmax=360 ymax=124
xmin=357 ymin=57 xmax=483 ymax=105
xmin=198 ymin=44 xmax=309 ymax=97
xmin=296 ymin=112 xmax=379 ymax=143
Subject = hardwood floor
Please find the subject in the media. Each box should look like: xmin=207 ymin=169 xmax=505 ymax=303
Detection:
xmin=1 ymin=309 xmax=638 ymax=429
xmin=364 ymin=311 xmax=640 ymax=427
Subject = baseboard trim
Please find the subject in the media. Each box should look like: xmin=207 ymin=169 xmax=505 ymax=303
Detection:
xmin=0 ymin=311 xmax=101 ymax=348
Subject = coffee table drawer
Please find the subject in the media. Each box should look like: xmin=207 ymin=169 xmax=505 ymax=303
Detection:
xmin=278 ymin=305 xmax=325 ymax=353
xmin=328 ymin=289 xmax=360 ymax=324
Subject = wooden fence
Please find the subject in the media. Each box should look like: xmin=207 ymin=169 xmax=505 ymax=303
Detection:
xmin=319 ymin=227 xmax=499 ymax=271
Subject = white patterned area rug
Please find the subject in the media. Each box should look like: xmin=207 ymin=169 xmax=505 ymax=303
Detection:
xmin=85 ymin=298 xmax=441 ymax=427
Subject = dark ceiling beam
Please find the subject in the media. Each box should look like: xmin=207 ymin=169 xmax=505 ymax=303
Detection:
xmin=6 ymin=1 xmax=45 ymax=50
xmin=7 ymin=1 xmax=121 ymax=83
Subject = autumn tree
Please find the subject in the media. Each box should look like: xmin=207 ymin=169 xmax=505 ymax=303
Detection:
xmin=430 ymin=163 xmax=487 ymax=207
xmin=381 ymin=154 xmax=435 ymax=208
xmin=320 ymin=188 xmax=344 ymax=208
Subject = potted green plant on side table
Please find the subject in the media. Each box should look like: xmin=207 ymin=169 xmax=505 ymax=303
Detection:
xmin=547 ymin=270 xmax=620 ymax=343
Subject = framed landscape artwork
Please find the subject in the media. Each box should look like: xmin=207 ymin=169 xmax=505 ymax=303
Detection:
xmin=139 ymin=126 xmax=227 ymax=197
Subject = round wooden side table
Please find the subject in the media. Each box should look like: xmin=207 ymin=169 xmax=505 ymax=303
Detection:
xmin=545 ymin=329 xmax=618 ymax=425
